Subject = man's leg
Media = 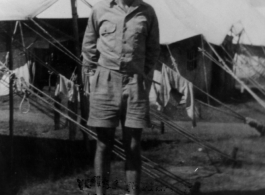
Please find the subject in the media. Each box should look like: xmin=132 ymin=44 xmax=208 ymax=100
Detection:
xmin=95 ymin=127 xmax=115 ymax=195
xmin=122 ymin=127 xmax=142 ymax=195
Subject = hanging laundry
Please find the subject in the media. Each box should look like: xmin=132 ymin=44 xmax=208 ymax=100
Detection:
xmin=160 ymin=64 xmax=172 ymax=107
xmin=158 ymin=64 xmax=196 ymax=127
xmin=54 ymin=74 xmax=79 ymax=141
xmin=13 ymin=63 xmax=30 ymax=92
xmin=82 ymin=71 xmax=90 ymax=96
xmin=0 ymin=73 xmax=10 ymax=96
xmin=54 ymin=74 xmax=78 ymax=102
xmin=149 ymin=69 xmax=162 ymax=106
xmin=0 ymin=62 xmax=30 ymax=96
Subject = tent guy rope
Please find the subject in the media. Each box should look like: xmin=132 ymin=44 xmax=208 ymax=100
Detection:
xmin=2 ymin=19 xmax=264 ymax=136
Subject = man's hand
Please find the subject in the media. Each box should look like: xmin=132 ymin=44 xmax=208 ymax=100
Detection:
xmin=82 ymin=66 xmax=96 ymax=94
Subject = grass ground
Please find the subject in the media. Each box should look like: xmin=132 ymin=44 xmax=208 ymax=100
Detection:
xmin=0 ymin=89 xmax=265 ymax=195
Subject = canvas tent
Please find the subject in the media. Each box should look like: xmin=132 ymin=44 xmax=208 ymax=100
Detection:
xmin=37 ymin=0 xmax=92 ymax=18
xmin=155 ymin=0 xmax=265 ymax=97
xmin=86 ymin=0 xmax=228 ymax=45
xmin=157 ymin=0 xmax=238 ymax=45
xmin=0 ymin=0 xmax=91 ymax=20
xmin=0 ymin=0 xmax=59 ymax=64
xmin=72 ymin=0 xmax=265 ymax=47
xmin=0 ymin=0 xmax=57 ymax=21
xmin=138 ymin=0 xmax=199 ymax=45
xmin=0 ymin=0 xmax=92 ymax=88
xmin=0 ymin=0 xmax=60 ymax=87
xmin=2 ymin=0 xmax=265 ymax=98
xmin=156 ymin=0 xmax=265 ymax=47
xmin=232 ymin=1 xmax=265 ymax=91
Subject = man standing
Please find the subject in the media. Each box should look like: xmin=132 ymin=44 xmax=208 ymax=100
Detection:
xmin=82 ymin=0 xmax=160 ymax=194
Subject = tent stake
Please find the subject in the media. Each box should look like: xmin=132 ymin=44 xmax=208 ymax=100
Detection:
xmin=161 ymin=121 xmax=165 ymax=134
xmin=189 ymin=181 xmax=201 ymax=195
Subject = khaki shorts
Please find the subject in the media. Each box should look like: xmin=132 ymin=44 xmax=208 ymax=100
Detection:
xmin=88 ymin=66 xmax=148 ymax=128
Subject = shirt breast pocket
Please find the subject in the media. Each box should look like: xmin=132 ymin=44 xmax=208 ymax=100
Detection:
xmin=100 ymin=21 xmax=117 ymax=51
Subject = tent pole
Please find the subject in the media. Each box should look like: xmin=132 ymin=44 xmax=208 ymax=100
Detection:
xmin=18 ymin=22 xmax=28 ymax=62
xmin=201 ymin=35 xmax=210 ymax=104
xmin=69 ymin=0 xmax=80 ymax=142
xmin=70 ymin=0 xmax=81 ymax=57
xmin=7 ymin=22 xmax=14 ymax=171
xmin=70 ymin=0 xmax=90 ymax=149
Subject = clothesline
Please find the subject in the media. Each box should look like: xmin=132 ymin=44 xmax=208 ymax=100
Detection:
xmin=0 ymin=26 xmax=80 ymax=102
xmin=0 ymin=24 xmax=62 ymax=76
xmin=2 ymin=17 xmax=264 ymax=135
xmin=23 ymin=22 xmax=83 ymax=68
xmin=1 ymin=22 xmax=255 ymax=129
xmin=30 ymin=19 xmax=83 ymax=65
xmin=157 ymin=51 xmax=247 ymax=122
xmin=1 ymin=61 xmax=238 ymax=165
xmin=161 ymin=44 xmax=265 ymax=135
xmin=27 ymin=17 xmax=265 ymax=104
xmin=36 ymin=19 xmax=75 ymax=42
xmin=0 ymin=24 xmax=251 ymax=128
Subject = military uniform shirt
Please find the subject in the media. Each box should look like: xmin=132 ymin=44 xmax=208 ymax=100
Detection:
xmin=82 ymin=0 xmax=160 ymax=74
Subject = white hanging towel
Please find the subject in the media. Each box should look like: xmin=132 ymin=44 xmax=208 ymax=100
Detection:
xmin=13 ymin=63 xmax=30 ymax=91
xmin=0 ymin=73 xmax=10 ymax=96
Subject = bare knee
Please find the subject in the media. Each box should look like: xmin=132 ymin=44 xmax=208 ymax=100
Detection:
xmin=96 ymin=140 xmax=110 ymax=154
xmin=130 ymin=140 xmax=141 ymax=155
xmin=96 ymin=128 xmax=115 ymax=153
xmin=123 ymin=128 xmax=142 ymax=153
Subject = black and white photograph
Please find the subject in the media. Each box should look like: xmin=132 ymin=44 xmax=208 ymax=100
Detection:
xmin=0 ymin=0 xmax=265 ymax=195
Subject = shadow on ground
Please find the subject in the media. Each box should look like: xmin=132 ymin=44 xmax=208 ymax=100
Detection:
xmin=0 ymin=135 xmax=96 ymax=195
xmin=203 ymin=189 xmax=265 ymax=195
xmin=0 ymin=133 xmax=180 ymax=195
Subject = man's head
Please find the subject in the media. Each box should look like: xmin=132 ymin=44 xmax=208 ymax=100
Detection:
xmin=116 ymin=0 xmax=135 ymax=6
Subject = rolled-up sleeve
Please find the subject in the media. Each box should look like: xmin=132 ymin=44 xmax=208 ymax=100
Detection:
xmin=82 ymin=9 xmax=99 ymax=73
xmin=145 ymin=8 xmax=160 ymax=75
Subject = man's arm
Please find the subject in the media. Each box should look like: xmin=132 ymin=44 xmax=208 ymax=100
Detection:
xmin=145 ymin=8 xmax=160 ymax=75
xmin=82 ymin=8 xmax=99 ymax=75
